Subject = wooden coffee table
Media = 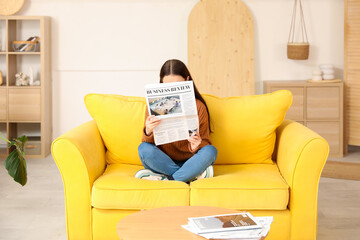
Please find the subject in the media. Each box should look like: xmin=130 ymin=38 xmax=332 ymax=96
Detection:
xmin=116 ymin=206 xmax=266 ymax=240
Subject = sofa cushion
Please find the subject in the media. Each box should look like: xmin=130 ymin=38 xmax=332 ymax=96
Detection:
xmin=91 ymin=164 xmax=190 ymax=209
xmin=203 ymin=90 xmax=292 ymax=164
xmin=85 ymin=94 xmax=146 ymax=165
xmin=190 ymin=164 xmax=289 ymax=210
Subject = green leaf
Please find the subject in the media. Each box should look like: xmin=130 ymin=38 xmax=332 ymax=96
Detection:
xmin=8 ymin=141 xmax=15 ymax=148
xmin=4 ymin=136 xmax=28 ymax=186
xmin=0 ymin=132 xmax=11 ymax=143
xmin=4 ymin=150 xmax=17 ymax=170
xmin=18 ymin=135 xmax=28 ymax=143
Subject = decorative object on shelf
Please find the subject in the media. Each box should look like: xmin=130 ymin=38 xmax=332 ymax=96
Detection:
xmin=12 ymin=36 xmax=39 ymax=52
xmin=0 ymin=70 xmax=3 ymax=86
xmin=0 ymin=132 xmax=28 ymax=186
xmin=28 ymin=66 xmax=33 ymax=85
xmin=32 ymin=80 xmax=40 ymax=86
xmin=287 ymin=0 xmax=310 ymax=60
xmin=26 ymin=66 xmax=40 ymax=86
xmin=320 ymin=64 xmax=335 ymax=80
xmin=312 ymin=68 xmax=322 ymax=81
xmin=0 ymin=0 xmax=25 ymax=16
xmin=15 ymin=72 xmax=30 ymax=86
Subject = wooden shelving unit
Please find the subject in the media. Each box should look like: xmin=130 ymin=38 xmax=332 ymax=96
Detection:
xmin=0 ymin=16 xmax=51 ymax=159
xmin=264 ymin=80 xmax=344 ymax=158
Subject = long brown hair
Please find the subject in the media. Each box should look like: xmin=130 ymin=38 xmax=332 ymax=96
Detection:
xmin=159 ymin=59 xmax=212 ymax=132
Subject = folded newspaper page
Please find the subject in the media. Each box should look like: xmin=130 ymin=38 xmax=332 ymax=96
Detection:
xmin=145 ymin=81 xmax=198 ymax=145
xmin=182 ymin=214 xmax=273 ymax=240
xmin=187 ymin=212 xmax=262 ymax=234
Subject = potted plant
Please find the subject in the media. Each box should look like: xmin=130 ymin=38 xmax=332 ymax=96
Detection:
xmin=0 ymin=132 xmax=28 ymax=186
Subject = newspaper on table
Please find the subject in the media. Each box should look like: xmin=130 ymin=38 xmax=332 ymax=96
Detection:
xmin=182 ymin=212 xmax=273 ymax=240
xmin=145 ymin=81 xmax=198 ymax=145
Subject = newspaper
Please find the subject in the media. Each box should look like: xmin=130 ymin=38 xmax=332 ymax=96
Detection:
xmin=145 ymin=81 xmax=198 ymax=145
xmin=182 ymin=213 xmax=273 ymax=240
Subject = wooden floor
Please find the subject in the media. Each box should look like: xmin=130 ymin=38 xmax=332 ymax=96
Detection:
xmin=0 ymin=154 xmax=359 ymax=240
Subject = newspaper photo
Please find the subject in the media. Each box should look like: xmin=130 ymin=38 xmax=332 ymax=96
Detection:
xmin=145 ymin=81 xmax=199 ymax=145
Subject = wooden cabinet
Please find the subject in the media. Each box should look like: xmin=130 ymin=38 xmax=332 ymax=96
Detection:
xmin=264 ymin=80 xmax=344 ymax=158
xmin=0 ymin=16 xmax=51 ymax=158
xmin=8 ymin=88 xmax=41 ymax=121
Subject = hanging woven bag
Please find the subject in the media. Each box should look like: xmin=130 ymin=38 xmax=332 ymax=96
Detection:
xmin=287 ymin=0 xmax=309 ymax=60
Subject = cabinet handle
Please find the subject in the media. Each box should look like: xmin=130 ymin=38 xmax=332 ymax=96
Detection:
xmin=25 ymin=145 xmax=37 ymax=149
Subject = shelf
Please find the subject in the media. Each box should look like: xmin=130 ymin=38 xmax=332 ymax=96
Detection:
xmin=8 ymin=121 xmax=41 ymax=123
xmin=0 ymin=16 xmax=46 ymax=20
xmin=7 ymin=86 xmax=41 ymax=89
xmin=7 ymin=54 xmax=41 ymax=86
xmin=8 ymin=52 xmax=41 ymax=55
xmin=0 ymin=16 xmax=51 ymax=158
xmin=0 ymin=52 xmax=40 ymax=55
xmin=9 ymin=123 xmax=42 ymax=156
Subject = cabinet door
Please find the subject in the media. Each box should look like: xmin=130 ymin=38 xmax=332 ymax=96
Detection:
xmin=0 ymin=89 xmax=6 ymax=120
xmin=9 ymin=89 xmax=41 ymax=121
xmin=307 ymin=87 xmax=340 ymax=120
xmin=306 ymin=121 xmax=341 ymax=157
xmin=271 ymin=87 xmax=304 ymax=121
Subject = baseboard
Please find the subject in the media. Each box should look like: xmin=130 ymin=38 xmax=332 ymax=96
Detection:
xmin=322 ymin=160 xmax=360 ymax=180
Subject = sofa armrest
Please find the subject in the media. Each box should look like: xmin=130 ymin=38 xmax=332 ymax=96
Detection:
xmin=51 ymin=120 xmax=106 ymax=240
xmin=274 ymin=119 xmax=329 ymax=240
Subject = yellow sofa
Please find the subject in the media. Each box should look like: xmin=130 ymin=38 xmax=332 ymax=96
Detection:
xmin=52 ymin=90 xmax=329 ymax=240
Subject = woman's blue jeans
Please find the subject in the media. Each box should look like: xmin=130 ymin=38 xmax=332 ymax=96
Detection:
xmin=138 ymin=142 xmax=217 ymax=182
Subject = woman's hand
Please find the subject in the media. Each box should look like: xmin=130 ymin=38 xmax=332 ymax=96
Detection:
xmin=145 ymin=115 xmax=161 ymax=136
xmin=188 ymin=131 xmax=202 ymax=151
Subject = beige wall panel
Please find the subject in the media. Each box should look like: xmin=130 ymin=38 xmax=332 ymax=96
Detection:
xmin=307 ymin=121 xmax=340 ymax=156
xmin=0 ymin=89 xmax=6 ymax=120
xmin=271 ymin=87 xmax=304 ymax=121
xmin=345 ymin=0 xmax=360 ymax=146
xmin=307 ymin=87 xmax=340 ymax=120
xmin=188 ymin=0 xmax=254 ymax=97
xmin=9 ymin=88 xmax=41 ymax=121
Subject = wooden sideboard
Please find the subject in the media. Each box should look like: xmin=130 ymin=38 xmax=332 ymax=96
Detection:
xmin=264 ymin=80 xmax=344 ymax=158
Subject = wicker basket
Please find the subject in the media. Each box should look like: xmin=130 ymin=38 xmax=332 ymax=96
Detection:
xmin=287 ymin=42 xmax=309 ymax=60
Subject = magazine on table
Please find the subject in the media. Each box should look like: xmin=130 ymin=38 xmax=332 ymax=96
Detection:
xmin=182 ymin=212 xmax=273 ymax=240
xmin=145 ymin=81 xmax=198 ymax=145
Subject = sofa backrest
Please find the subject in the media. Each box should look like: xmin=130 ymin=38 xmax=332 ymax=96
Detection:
xmin=85 ymin=90 xmax=292 ymax=165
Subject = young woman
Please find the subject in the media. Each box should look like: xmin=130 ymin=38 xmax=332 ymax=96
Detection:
xmin=135 ymin=59 xmax=217 ymax=182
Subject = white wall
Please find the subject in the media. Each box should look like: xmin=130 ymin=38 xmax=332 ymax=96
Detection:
xmin=16 ymin=0 xmax=344 ymax=138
